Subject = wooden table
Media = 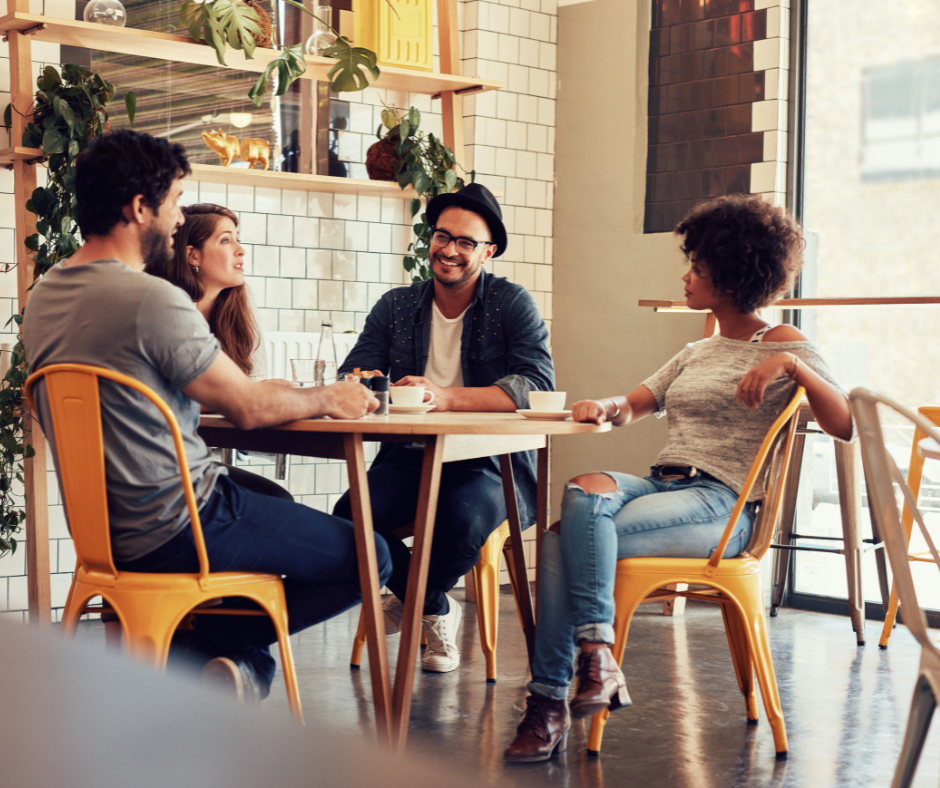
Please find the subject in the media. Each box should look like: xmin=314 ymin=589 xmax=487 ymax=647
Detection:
xmin=199 ymin=411 xmax=611 ymax=752
xmin=919 ymin=437 xmax=940 ymax=461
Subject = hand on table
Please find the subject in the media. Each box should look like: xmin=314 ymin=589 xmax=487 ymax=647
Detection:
xmin=393 ymin=376 xmax=449 ymax=411
xmin=572 ymin=400 xmax=609 ymax=425
xmin=319 ymin=381 xmax=379 ymax=419
xmin=737 ymin=353 xmax=798 ymax=409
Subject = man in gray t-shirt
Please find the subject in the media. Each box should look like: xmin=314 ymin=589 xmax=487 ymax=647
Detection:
xmin=24 ymin=130 xmax=390 ymax=700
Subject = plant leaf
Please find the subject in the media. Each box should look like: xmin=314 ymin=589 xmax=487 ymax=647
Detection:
xmin=212 ymin=0 xmax=263 ymax=60
xmin=124 ymin=91 xmax=136 ymax=126
xmin=248 ymin=44 xmax=306 ymax=108
xmin=410 ymin=197 xmax=421 ymax=218
xmin=444 ymin=169 xmax=457 ymax=192
xmin=324 ymin=37 xmax=381 ymax=93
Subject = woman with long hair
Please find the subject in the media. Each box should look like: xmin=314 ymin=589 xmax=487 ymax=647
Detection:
xmin=147 ymin=203 xmax=292 ymax=500
xmin=503 ymin=194 xmax=853 ymax=762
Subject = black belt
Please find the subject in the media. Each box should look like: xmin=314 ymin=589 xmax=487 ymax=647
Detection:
xmin=651 ymin=464 xmax=718 ymax=483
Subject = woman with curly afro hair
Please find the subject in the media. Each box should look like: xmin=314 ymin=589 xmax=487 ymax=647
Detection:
xmin=504 ymin=194 xmax=853 ymax=763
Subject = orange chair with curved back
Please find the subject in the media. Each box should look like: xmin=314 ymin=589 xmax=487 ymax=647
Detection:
xmin=25 ymin=363 xmax=303 ymax=721
xmin=586 ymin=387 xmax=804 ymax=757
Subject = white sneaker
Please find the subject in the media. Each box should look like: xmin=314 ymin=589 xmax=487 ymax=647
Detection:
xmin=382 ymin=594 xmax=405 ymax=635
xmin=421 ymin=594 xmax=462 ymax=673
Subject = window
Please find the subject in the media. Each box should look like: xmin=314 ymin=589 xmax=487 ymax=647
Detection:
xmin=861 ymin=59 xmax=940 ymax=182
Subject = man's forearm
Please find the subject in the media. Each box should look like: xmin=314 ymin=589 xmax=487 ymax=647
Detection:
xmin=445 ymin=385 xmax=518 ymax=412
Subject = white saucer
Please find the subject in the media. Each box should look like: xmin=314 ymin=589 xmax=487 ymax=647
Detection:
xmin=389 ymin=404 xmax=436 ymax=414
xmin=516 ymin=409 xmax=572 ymax=421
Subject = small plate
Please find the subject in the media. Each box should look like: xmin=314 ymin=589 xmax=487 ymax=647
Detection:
xmin=516 ymin=409 xmax=572 ymax=421
xmin=389 ymin=404 xmax=436 ymax=414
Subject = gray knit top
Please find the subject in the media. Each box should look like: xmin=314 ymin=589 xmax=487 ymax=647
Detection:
xmin=642 ymin=335 xmax=851 ymax=502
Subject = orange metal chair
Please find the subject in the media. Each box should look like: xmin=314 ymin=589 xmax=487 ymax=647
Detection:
xmin=24 ymin=363 xmax=303 ymax=722
xmin=587 ymin=387 xmax=805 ymax=757
xmin=349 ymin=519 xmax=522 ymax=682
xmin=877 ymin=406 xmax=940 ymax=649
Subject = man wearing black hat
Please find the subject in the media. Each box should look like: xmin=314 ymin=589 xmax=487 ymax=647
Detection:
xmin=333 ymin=183 xmax=555 ymax=673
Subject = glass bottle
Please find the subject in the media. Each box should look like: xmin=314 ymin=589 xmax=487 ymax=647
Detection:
xmin=304 ymin=6 xmax=337 ymax=56
xmin=314 ymin=321 xmax=338 ymax=386
xmin=83 ymin=0 xmax=127 ymax=26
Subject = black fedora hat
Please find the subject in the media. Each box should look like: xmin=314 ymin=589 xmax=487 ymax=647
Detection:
xmin=425 ymin=183 xmax=507 ymax=258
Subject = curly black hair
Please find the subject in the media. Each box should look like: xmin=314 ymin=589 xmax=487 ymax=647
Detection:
xmin=675 ymin=195 xmax=804 ymax=314
xmin=74 ymin=130 xmax=191 ymax=238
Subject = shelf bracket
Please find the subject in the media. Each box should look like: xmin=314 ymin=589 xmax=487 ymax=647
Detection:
xmin=431 ymin=84 xmax=486 ymax=100
xmin=2 ymin=23 xmax=47 ymax=42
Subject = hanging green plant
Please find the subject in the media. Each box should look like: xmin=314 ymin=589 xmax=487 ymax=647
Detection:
xmin=180 ymin=0 xmax=380 ymax=108
xmin=0 ymin=64 xmax=127 ymax=555
xmin=369 ymin=106 xmax=475 ymax=282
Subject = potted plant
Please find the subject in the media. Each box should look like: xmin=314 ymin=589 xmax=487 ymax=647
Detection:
xmin=367 ymin=106 xmax=475 ymax=282
xmin=179 ymin=0 xmax=381 ymax=107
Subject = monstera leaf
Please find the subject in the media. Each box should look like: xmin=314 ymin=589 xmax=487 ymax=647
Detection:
xmin=249 ymin=44 xmax=306 ymax=108
xmin=180 ymin=0 xmax=263 ymax=66
xmin=324 ymin=36 xmax=380 ymax=93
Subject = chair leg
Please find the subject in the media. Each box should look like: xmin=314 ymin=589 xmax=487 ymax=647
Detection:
xmin=880 ymin=583 xmax=901 ymax=649
xmin=835 ymin=439 xmax=866 ymax=645
xmin=587 ymin=581 xmax=637 ymax=755
xmin=271 ymin=611 xmax=304 ymax=723
xmin=720 ymin=600 xmax=758 ymax=722
xmin=474 ymin=531 xmax=506 ymax=683
xmin=732 ymin=575 xmax=788 ymax=754
xmin=892 ymin=675 xmax=936 ymax=788
xmin=350 ymin=605 xmax=369 ymax=668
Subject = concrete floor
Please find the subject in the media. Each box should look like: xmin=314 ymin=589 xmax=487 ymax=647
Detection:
xmin=76 ymin=591 xmax=940 ymax=787
xmin=229 ymin=590 xmax=939 ymax=788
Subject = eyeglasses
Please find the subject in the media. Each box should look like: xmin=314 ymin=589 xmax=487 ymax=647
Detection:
xmin=429 ymin=228 xmax=494 ymax=255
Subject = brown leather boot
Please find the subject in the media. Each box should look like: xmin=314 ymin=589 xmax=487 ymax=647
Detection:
xmin=503 ymin=695 xmax=570 ymax=763
xmin=569 ymin=646 xmax=632 ymax=719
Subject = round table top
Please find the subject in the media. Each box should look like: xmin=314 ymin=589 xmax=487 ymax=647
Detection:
xmin=200 ymin=411 xmax=613 ymax=437
xmin=919 ymin=437 xmax=940 ymax=461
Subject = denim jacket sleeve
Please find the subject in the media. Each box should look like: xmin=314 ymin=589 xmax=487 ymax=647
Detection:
xmin=491 ymin=285 xmax=555 ymax=409
xmin=338 ymin=293 xmax=393 ymax=376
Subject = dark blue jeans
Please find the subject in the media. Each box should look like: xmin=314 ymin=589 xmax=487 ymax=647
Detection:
xmin=333 ymin=445 xmax=508 ymax=617
xmin=117 ymin=475 xmax=392 ymax=687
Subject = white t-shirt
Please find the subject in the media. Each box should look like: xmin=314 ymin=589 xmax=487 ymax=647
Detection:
xmin=425 ymin=300 xmax=467 ymax=388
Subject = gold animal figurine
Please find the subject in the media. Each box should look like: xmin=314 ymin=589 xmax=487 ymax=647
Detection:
xmin=239 ymin=137 xmax=270 ymax=171
xmin=201 ymin=128 xmax=240 ymax=167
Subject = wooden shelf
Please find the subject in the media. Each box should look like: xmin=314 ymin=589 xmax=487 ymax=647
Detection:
xmin=0 ymin=146 xmax=45 ymax=165
xmin=190 ymin=163 xmax=420 ymax=197
xmin=0 ymin=13 xmax=502 ymax=96
xmin=640 ymin=297 xmax=940 ymax=311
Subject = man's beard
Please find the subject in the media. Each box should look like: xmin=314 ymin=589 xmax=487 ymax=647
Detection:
xmin=431 ymin=251 xmax=474 ymax=290
xmin=141 ymin=225 xmax=173 ymax=269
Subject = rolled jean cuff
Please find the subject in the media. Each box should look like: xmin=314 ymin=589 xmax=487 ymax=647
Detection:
xmin=528 ymin=680 xmax=570 ymax=701
xmin=574 ymin=623 xmax=615 ymax=645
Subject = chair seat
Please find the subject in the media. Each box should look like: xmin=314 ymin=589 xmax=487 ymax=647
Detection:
xmin=617 ymin=554 xmax=761 ymax=578
xmin=80 ymin=568 xmax=285 ymax=591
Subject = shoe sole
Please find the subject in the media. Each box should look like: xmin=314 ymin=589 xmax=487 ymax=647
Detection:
xmin=570 ymin=685 xmax=632 ymax=719
xmin=504 ymin=732 xmax=569 ymax=763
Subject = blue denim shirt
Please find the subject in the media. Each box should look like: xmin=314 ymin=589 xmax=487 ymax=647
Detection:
xmin=340 ymin=268 xmax=555 ymax=529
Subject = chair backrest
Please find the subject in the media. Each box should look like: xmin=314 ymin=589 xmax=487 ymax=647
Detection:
xmin=850 ymin=388 xmax=940 ymax=657
xmin=706 ymin=386 xmax=804 ymax=571
xmin=264 ymin=331 xmax=357 ymax=380
xmin=24 ymin=364 xmax=210 ymax=581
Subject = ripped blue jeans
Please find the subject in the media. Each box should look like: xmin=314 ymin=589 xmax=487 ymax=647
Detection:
xmin=528 ymin=471 xmax=758 ymax=699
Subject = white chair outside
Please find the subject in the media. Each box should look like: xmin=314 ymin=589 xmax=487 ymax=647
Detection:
xmin=850 ymin=387 xmax=940 ymax=788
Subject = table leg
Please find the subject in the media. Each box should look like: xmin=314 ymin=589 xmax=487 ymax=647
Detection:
xmin=343 ymin=435 xmax=393 ymax=746
xmin=771 ymin=432 xmax=806 ymax=615
xmin=535 ymin=442 xmax=550 ymax=623
xmin=392 ymin=435 xmax=445 ymax=754
xmin=835 ymin=440 xmax=866 ymax=645
xmin=499 ymin=454 xmax=537 ymax=670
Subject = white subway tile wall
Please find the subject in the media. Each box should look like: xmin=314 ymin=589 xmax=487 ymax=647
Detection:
xmin=0 ymin=0 xmax=557 ymax=615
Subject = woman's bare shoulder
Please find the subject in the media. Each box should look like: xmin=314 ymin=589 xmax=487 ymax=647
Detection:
xmin=763 ymin=324 xmax=808 ymax=342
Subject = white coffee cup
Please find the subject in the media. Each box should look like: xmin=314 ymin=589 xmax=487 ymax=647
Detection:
xmin=528 ymin=391 xmax=566 ymax=411
xmin=390 ymin=386 xmax=436 ymax=407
